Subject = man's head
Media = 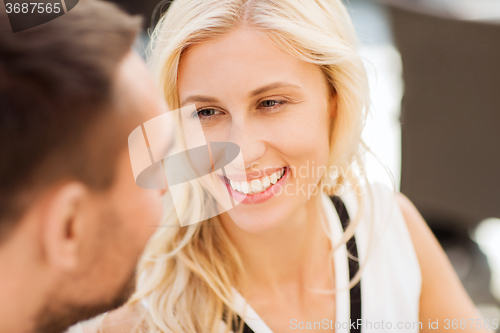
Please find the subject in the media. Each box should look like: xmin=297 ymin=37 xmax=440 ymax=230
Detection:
xmin=0 ymin=1 xmax=167 ymax=332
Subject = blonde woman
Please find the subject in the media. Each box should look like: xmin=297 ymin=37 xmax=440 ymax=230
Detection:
xmin=100 ymin=0 xmax=490 ymax=332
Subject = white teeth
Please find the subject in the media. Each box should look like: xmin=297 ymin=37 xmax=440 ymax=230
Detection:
xmin=240 ymin=181 xmax=250 ymax=194
xmin=262 ymin=176 xmax=271 ymax=188
xmin=228 ymin=168 xmax=286 ymax=195
xmin=270 ymin=168 xmax=285 ymax=184
xmin=250 ymin=179 xmax=263 ymax=193
xmin=270 ymin=173 xmax=278 ymax=184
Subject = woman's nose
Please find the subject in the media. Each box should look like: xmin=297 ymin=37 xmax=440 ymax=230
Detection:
xmin=229 ymin=117 xmax=267 ymax=168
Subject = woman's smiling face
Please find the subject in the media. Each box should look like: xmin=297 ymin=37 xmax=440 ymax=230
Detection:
xmin=177 ymin=26 xmax=335 ymax=233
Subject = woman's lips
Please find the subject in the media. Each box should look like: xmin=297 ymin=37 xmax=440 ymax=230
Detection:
xmin=223 ymin=167 xmax=289 ymax=204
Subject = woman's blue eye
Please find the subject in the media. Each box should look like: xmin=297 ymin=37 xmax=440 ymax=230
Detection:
xmin=262 ymin=100 xmax=279 ymax=107
xmin=197 ymin=108 xmax=218 ymax=117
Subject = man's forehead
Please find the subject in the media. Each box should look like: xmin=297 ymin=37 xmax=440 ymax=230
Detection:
xmin=114 ymin=52 xmax=166 ymax=120
xmin=116 ymin=52 xmax=154 ymax=100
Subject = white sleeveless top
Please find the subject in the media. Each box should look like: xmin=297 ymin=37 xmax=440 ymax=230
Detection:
xmin=140 ymin=182 xmax=422 ymax=332
xmin=229 ymin=182 xmax=422 ymax=332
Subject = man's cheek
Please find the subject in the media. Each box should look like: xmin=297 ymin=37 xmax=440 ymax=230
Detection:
xmin=131 ymin=201 xmax=160 ymax=244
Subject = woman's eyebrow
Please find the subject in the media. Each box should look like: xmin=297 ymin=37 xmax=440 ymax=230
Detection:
xmin=180 ymin=95 xmax=219 ymax=107
xmin=249 ymin=82 xmax=301 ymax=97
xmin=180 ymin=82 xmax=301 ymax=106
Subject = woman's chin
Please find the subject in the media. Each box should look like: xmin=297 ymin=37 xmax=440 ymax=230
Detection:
xmin=224 ymin=208 xmax=289 ymax=234
xmin=232 ymin=219 xmax=284 ymax=234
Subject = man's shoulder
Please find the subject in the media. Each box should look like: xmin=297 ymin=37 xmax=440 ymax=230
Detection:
xmin=99 ymin=303 xmax=146 ymax=333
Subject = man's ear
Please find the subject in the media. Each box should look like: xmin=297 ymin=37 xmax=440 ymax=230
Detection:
xmin=42 ymin=183 xmax=88 ymax=271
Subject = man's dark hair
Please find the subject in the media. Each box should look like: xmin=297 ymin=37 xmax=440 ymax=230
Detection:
xmin=0 ymin=0 xmax=141 ymax=240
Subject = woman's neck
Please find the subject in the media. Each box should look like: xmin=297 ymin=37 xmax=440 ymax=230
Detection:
xmin=220 ymin=191 xmax=334 ymax=294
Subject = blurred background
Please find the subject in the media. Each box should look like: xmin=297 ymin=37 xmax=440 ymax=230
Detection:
xmin=345 ymin=0 xmax=500 ymax=326
xmin=68 ymin=0 xmax=500 ymax=331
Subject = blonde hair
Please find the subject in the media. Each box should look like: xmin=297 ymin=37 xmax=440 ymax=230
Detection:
xmin=131 ymin=0 xmax=374 ymax=332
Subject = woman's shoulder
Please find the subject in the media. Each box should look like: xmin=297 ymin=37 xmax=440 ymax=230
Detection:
xmin=336 ymin=181 xmax=422 ymax=275
xmin=336 ymin=181 xmax=401 ymax=224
